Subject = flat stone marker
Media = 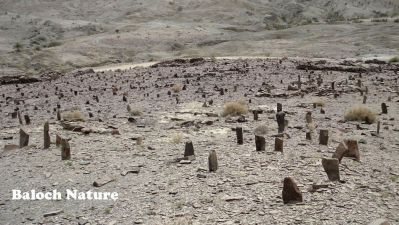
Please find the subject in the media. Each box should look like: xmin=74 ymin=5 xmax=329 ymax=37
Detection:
xmin=274 ymin=137 xmax=283 ymax=152
xmin=319 ymin=129 xmax=329 ymax=145
xmin=282 ymin=177 xmax=303 ymax=204
xmin=255 ymin=135 xmax=265 ymax=151
xmin=19 ymin=129 xmax=29 ymax=148
xmin=44 ymin=122 xmax=50 ymax=149
xmin=236 ymin=127 xmax=243 ymax=145
xmin=184 ymin=141 xmax=194 ymax=157
xmin=61 ymin=138 xmax=71 ymax=160
xmin=208 ymin=150 xmax=218 ymax=172
xmin=322 ymin=158 xmax=340 ymax=181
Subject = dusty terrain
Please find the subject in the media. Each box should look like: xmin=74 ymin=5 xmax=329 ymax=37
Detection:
xmin=0 ymin=58 xmax=398 ymax=224
xmin=0 ymin=0 xmax=399 ymax=75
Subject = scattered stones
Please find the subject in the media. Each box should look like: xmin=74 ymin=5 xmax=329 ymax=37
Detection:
xmin=282 ymin=177 xmax=303 ymax=204
xmin=321 ymin=158 xmax=340 ymax=181
xmin=93 ymin=177 xmax=115 ymax=187
xmin=368 ymin=219 xmax=391 ymax=225
xmin=43 ymin=209 xmax=64 ymax=217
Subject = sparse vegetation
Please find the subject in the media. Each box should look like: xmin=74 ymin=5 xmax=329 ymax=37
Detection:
xmin=344 ymin=106 xmax=377 ymax=124
xmin=222 ymin=100 xmax=248 ymax=117
xmin=47 ymin=41 xmax=62 ymax=48
xmin=313 ymin=99 xmax=326 ymax=107
xmin=170 ymin=133 xmax=183 ymax=144
xmin=13 ymin=42 xmax=22 ymax=52
xmin=389 ymin=56 xmax=399 ymax=63
xmin=171 ymin=84 xmax=182 ymax=93
xmin=127 ymin=105 xmax=143 ymax=116
xmin=62 ymin=110 xmax=86 ymax=122
xmin=254 ymin=124 xmax=268 ymax=136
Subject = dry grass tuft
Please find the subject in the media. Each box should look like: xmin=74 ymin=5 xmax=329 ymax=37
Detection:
xmin=254 ymin=124 xmax=268 ymax=136
xmin=171 ymin=84 xmax=182 ymax=93
xmin=313 ymin=99 xmax=326 ymax=107
xmin=62 ymin=110 xmax=86 ymax=122
xmin=344 ymin=106 xmax=377 ymax=124
xmin=170 ymin=133 xmax=183 ymax=144
xmin=127 ymin=105 xmax=143 ymax=116
xmin=222 ymin=100 xmax=248 ymax=117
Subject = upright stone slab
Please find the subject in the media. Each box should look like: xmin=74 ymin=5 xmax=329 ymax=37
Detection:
xmin=24 ymin=115 xmax=31 ymax=125
xmin=43 ymin=122 xmax=50 ymax=149
xmin=381 ymin=103 xmax=388 ymax=114
xmin=345 ymin=139 xmax=360 ymax=161
xmin=282 ymin=177 xmax=303 ymax=204
xmin=277 ymin=103 xmax=282 ymax=112
xmin=57 ymin=110 xmax=61 ymax=121
xmin=61 ymin=138 xmax=71 ymax=160
xmin=56 ymin=134 xmax=62 ymax=147
xmin=306 ymin=132 xmax=312 ymax=140
xmin=19 ymin=129 xmax=29 ymax=148
xmin=184 ymin=141 xmax=194 ymax=157
xmin=17 ymin=111 xmax=23 ymax=125
xmin=208 ymin=150 xmax=218 ymax=172
xmin=274 ymin=137 xmax=283 ymax=152
xmin=363 ymin=95 xmax=367 ymax=104
xmin=253 ymin=110 xmax=259 ymax=121
xmin=377 ymin=121 xmax=381 ymax=134
xmin=319 ymin=129 xmax=329 ymax=145
xmin=276 ymin=112 xmax=285 ymax=133
xmin=305 ymin=111 xmax=312 ymax=124
xmin=255 ymin=135 xmax=265 ymax=151
xmin=322 ymin=158 xmax=340 ymax=181
xmin=236 ymin=127 xmax=243 ymax=145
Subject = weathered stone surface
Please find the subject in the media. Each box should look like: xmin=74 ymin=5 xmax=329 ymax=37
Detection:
xmin=274 ymin=137 xmax=283 ymax=152
xmin=322 ymin=158 xmax=340 ymax=181
xmin=368 ymin=219 xmax=391 ymax=225
xmin=319 ymin=129 xmax=329 ymax=145
xmin=282 ymin=177 xmax=303 ymax=204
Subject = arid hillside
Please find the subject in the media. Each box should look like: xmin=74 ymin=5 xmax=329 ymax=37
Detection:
xmin=0 ymin=0 xmax=398 ymax=75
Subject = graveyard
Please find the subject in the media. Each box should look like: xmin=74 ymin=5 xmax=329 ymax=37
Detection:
xmin=0 ymin=57 xmax=398 ymax=224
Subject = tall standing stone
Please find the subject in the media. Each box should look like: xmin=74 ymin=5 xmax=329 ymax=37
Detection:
xmin=276 ymin=112 xmax=285 ymax=133
xmin=57 ymin=110 xmax=61 ymax=121
xmin=253 ymin=110 xmax=259 ymax=121
xmin=282 ymin=177 xmax=303 ymax=204
xmin=381 ymin=103 xmax=388 ymax=114
xmin=56 ymin=134 xmax=62 ymax=147
xmin=208 ymin=150 xmax=218 ymax=172
xmin=322 ymin=158 xmax=340 ymax=181
xmin=274 ymin=137 xmax=283 ymax=152
xmin=377 ymin=121 xmax=380 ymax=135
xmin=24 ymin=115 xmax=31 ymax=125
xmin=305 ymin=111 xmax=312 ymax=123
xmin=255 ymin=135 xmax=265 ymax=151
xmin=61 ymin=138 xmax=71 ymax=160
xmin=277 ymin=103 xmax=282 ymax=112
xmin=363 ymin=95 xmax=367 ymax=104
xmin=44 ymin=122 xmax=50 ymax=149
xmin=236 ymin=127 xmax=243 ymax=145
xmin=306 ymin=132 xmax=312 ymax=140
xmin=17 ymin=111 xmax=23 ymax=125
xmin=319 ymin=129 xmax=329 ymax=145
xmin=184 ymin=141 xmax=194 ymax=157
xmin=19 ymin=129 xmax=29 ymax=148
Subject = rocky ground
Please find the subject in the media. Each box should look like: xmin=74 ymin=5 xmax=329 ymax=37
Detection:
xmin=0 ymin=58 xmax=399 ymax=224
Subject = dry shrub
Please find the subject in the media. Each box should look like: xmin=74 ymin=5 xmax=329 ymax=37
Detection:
xmin=127 ymin=105 xmax=142 ymax=116
xmin=313 ymin=99 xmax=326 ymax=107
xmin=344 ymin=106 xmax=377 ymax=124
xmin=171 ymin=84 xmax=182 ymax=93
xmin=170 ymin=133 xmax=183 ymax=144
xmin=254 ymin=124 xmax=268 ymax=136
xmin=222 ymin=100 xmax=248 ymax=117
xmin=62 ymin=110 xmax=86 ymax=122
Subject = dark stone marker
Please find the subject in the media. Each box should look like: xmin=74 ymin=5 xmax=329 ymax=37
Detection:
xmin=123 ymin=96 xmax=127 ymax=102
xmin=44 ymin=122 xmax=50 ymax=149
xmin=320 ymin=108 xmax=325 ymax=114
xmin=345 ymin=139 xmax=360 ymax=161
xmin=381 ymin=103 xmax=388 ymax=114
xmin=184 ymin=141 xmax=194 ymax=157
xmin=61 ymin=138 xmax=71 ymax=160
xmin=56 ymin=134 xmax=62 ymax=147
xmin=322 ymin=158 xmax=340 ymax=181
xmin=363 ymin=95 xmax=367 ymax=104
xmin=253 ymin=110 xmax=258 ymax=121
xmin=19 ymin=129 xmax=29 ymax=148
xmin=17 ymin=111 xmax=23 ymax=125
xmin=332 ymin=142 xmax=347 ymax=163
xmin=282 ymin=177 xmax=303 ymax=204
xmin=331 ymin=82 xmax=335 ymax=90
xmin=306 ymin=132 xmax=312 ymax=140
xmin=319 ymin=129 xmax=329 ymax=145
xmin=236 ymin=127 xmax=243 ymax=145
xmin=377 ymin=121 xmax=380 ymax=134
xmin=208 ymin=150 xmax=218 ymax=172
xmin=255 ymin=135 xmax=265 ymax=151
xmin=277 ymin=103 xmax=282 ymax=112
xmin=57 ymin=110 xmax=61 ymax=121
xmin=274 ymin=137 xmax=283 ymax=152
xmin=24 ymin=115 xmax=30 ymax=125
xmin=276 ymin=112 xmax=285 ymax=133
xmin=11 ymin=112 xmax=17 ymax=119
